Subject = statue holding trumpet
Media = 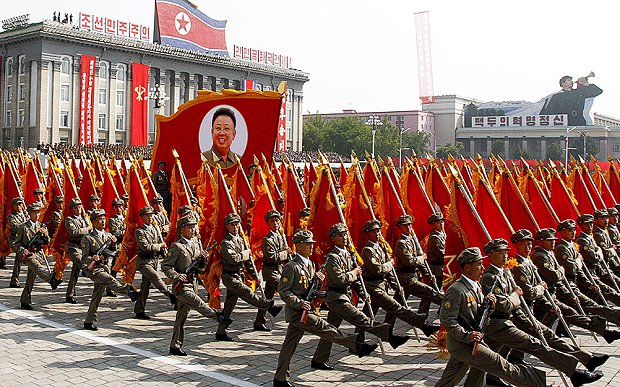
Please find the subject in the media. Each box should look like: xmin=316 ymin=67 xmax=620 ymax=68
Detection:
xmin=540 ymin=71 xmax=603 ymax=126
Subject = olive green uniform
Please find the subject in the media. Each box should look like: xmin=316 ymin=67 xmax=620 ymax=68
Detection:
xmin=13 ymin=221 xmax=52 ymax=305
xmin=217 ymin=233 xmax=271 ymax=335
xmin=65 ymin=214 xmax=91 ymax=298
xmin=576 ymin=231 xmax=620 ymax=294
xmin=162 ymin=237 xmax=218 ymax=350
xmin=593 ymin=226 xmax=620 ymax=274
xmin=256 ymin=229 xmax=288 ymax=325
xmin=275 ymin=253 xmax=360 ymax=383
xmin=8 ymin=211 xmax=28 ymax=286
xmin=435 ymin=276 xmax=546 ymax=387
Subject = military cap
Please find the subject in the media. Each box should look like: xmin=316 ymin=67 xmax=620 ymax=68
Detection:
xmin=88 ymin=194 xmax=100 ymax=202
xmin=510 ymin=229 xmax=534 ymax=243
xmin=27 ymin=202 xmax=43 ymax=212
xmin=69 ymin=198 xmax=82 ymax=208
xmin=615 ymin=204 xmax=620 ymax=212
xmin=483 ymin=238 xmax=510 ymax=254
xmin=457 ymin=247 xmax=484 ymax=266
xmin=557 ymin=219 xmax=577 ymax=231
xmin=607 ymin=207 xmax=619 ymax=216
xmin=299 ymin=207 xmax=311 ymax=218
xmin=577 ymin=214 xmax=595 ymax=224
xmin=178 ymin=205 xmax=192 ymax=216
xmin=593 ymin=209 xmax=609 ymax=218
xmin=112 ymin=198 xmax=124 ymax=206
xmin=139 ymin=206 xmax=155 ymax=217
xmin=190 ymin=196 xmax=198 ymax=205
xmin=292 ymin=229 xmax=317 ymax=244
xmin=428 ymin=212 xmax=445 ymax=224
xmin=122 ymin=193 xmax=129 ymax=201
xmin=362 ymin=219 xmax=382 ymax=233
xmin=54 ymin=196 xmax=64 ymax=204
xmin=177 ymin=215 xmax=197 ymax=229
xmin=34 ymin=188 xmax=44 ymax=194
xmin=264 ymin=209 xmax=282 ymax=222
xmin=329 ymin=223 xmax=348 ymax=237
xmin=395 ymin=215 xmax=413 ymax=226
xmin=158 ymin=160 xmax=166 ymax=166
xmin=151 ymin=195 xmax=163 ymax=204
xmin=11 ymin=197 xmax=24 ymax=206
xmin=535 ymin=228 xmax=557 ymax=240
xmin=225 ymin=213 xmax=241 ymax=225
xmin=90 ymin=208 xmax=106 ymax=220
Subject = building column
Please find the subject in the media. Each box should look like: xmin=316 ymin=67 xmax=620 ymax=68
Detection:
xmin=601 ymin=138 xmax=608 ymax=159
xmin=172 ymin=73 xmax=181 ymax=113
xmin=470 ymin=138 xmax=476 ymax=158
xmin=187 ymin=74 xmax=195 ymax=102
xmin=51 ymin=61 xmax=62 ymax=144
xmin=37 ymin=59 xmax=50 ymax=143
xmin=522 ymin=137 xmax=528 ymax=153
xmin=540 ymin=138 xmax=547 ymax=159
xmin=486 ymin=137 xmax=492 ymax=158
xmin=504 ymin=138 xmax=510 ymax=157
xmin=108 ymin=66 xmax=118 ymax=145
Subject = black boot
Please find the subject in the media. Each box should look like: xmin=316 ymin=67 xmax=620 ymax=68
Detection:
xmin=586 ymin=354 xmax=609 ymax=372
xmin=604 ymin=329 xmax=620 ymax=344
xmin=570 ymin=369 xmax=603 ymax=386
xmin=388 ymin=333 xmax=410 ymax=349
xmin=267 ymin=300 xmax=283 ymax=317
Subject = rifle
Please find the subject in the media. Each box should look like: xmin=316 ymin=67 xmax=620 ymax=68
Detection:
xmin=300 ymin=261 xmax=328 ymax=324
xmin=22 ymin=226 xmax=50 ymax=272
xmin=596 ymin=247 xmax=620 ymax=292
xmin=241 ymin=234 xmax=277 ymax=326
xmin=422 ymin=258 xmax=443 ymax=295
xmin=174 ymin=242 xmax=217 ymax=292
xmin=581 ymin=261 xmax=609 ymax=307
xmin=87 ymin=236 xmax=116 ymax=271
xmin=473 ymin=276 xmax=498 ymax=356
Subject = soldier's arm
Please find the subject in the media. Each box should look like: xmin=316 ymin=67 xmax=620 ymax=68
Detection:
xmin=66 ymin=217 xmax=90 ymax=239
xmin=222 ymin=238 xmax=244 ymax=263
xmin=532 ymin=252 xmax=563 ymax=283
xmin=427 ymin=234 xmax=445 ymax=263
xmin=481 ymin=272 xmax=519 ymax=313
xmin=361 ymin=246 xmax=384 ymax=276
xmin=511 ymin=266 xmax=543 ymax=301
xmin=262 ymin=236 xmax=278 ymax=264
xmin=395 ymin=239 xmax=416 ymax=268
xmin=279 ymin=264 xmax=303 ymax=310
xmin=327 ymin=254 xmax=356 ymax=287
xmin=12 ymin=224 xmax=26 ymax=255
xmin=576 ymin=238 xmax=599 ymax=267
xmin=162 ymin=243 xmax=181 ymax=279
xmin=81 ymin=235 xmax=93 ymax=262
xmin=135 ymin=228 xmax=163 ymax=253
xmin=439 ymin=286 xmax=470 ymax=343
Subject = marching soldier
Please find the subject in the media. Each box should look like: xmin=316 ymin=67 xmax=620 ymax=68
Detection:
xmin=425 ymin=212 xmax=446 ymax=293
xmin=435 ymin=247 xmax=547 ymax=387
xmin=48 ymin=196 xmax=64 ymax=237
xmin=514 ymin=227 xmax=620 ymax=343
xmin=14 ymin=203 xmax=62 ymax=310
xmin=463 ymin=238 xmax=602 ymax=387
xmin=134 ymin=206 xmax=176 ymax=320
xmin=86 ymin=194 xmax=101 ymax=218
xmin=108 ymin=197 xmax=126 ymax=284
xmin=33 ymin=187 xmax=45 ymax=205
xmin=152 ymin=196 xmax=170 ymax=238
xmin=65 ymin=198 xmax=92 ymax=304
xmin=153 ymin=160 xmax=171 ymax=213
xmin=216 ymin=213 xmax=282 ymax=341
xmin=360 ymin=219 xmax=438 ymax=336
xmin=255 ymin=210 xmax=289 ymax=332
xmin=311 ymin=223 xmax=408 ymax=371
xmin=8 ymin=197 xmax=28 ymax=287
xmin=606 ymin=207 xmax=620 ymax=252
xmin=162 ymin=215 xmax=228 ymax=356
xmin=82 ymin=209 xmax=140 ymax=331
xmin=121 ymin=193 xmax=129 ymax=212
xmin=557 ymin=219 xmax=620 ymax=307
xmin=390 ymin=214 xmax=442 ymax=321
xmin=274 ymin=229 xmax=377 ymax=387
xmin=592 ymin=209 xmax=620 ymax=275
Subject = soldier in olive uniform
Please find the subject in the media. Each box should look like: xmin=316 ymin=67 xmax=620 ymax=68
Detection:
xmin=15 ymin=203 xmax=62 ymax=310
xmin=256 ymin=210 xmax=289 ymax=331
xmin=311 ymin=223 xmax=408 ymax=371
xmin=592 ymin=209 xmax=620 ymax=275
xmin=152 ymin=196 xmax=170 ymax=238
xmin=86 ymin=194 xmax=101 ymax=218
xmin=359 ymin=219 xmax=438 ymax=336
xmin=606 ymin=207 xmax=620 ymax=254
xmin=390 ymin=215 xmax=442 ymax=322
xmin=134 ymin=206 xmax=176 ymax=320
xmin=153 ymin=161 xmax=171 ymax=213
xmin=576 ymin=214 xmax=620 ymax=298
xmin=48 ymin=196 xmax=64 ymax=237
xmin=216 ymin=213 xmax=281 ymax=341
xmin=32 ymin=187 xmax=45 ymax=205
xmin=533 ymin=227 xmax=620 ymax=332
xmin=463 ymin=238 xmax=602 ymax=387
xmin=65 ymin=198 xmax=92 ymax=304
xmin=82 ymin=209 xmax=140 ymax=331
xmin=557 ymin=219 xmax=620 ymax=307
xmin=162 ymin=215 xmax=228 ymax=356
xmin=274 ymin=229 xmax=377 ymax=387
xmin=108 ymin=197 xmax=126 ymax=283
xmin=8 ymin=197 xmax=28 ymax=287
xmin=425 ymin=212 xmax=446 ymax=291
xmin=435 ymin=247 xmax=547 ymax=387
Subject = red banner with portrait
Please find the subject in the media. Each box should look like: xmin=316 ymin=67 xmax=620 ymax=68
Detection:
xmin=131 ymin=62 xmax=150 ymax=145
xmin=151 ymin=89 xmax=282 ymax=182
xmin=79 ymin=55 xmax=96 ymax=144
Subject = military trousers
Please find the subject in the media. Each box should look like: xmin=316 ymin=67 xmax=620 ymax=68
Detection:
xmin=217 ymin=273 xmax=271 ymax=334
xmin=537 ymin=294 xmax=607 ymax=336
xmin=20 ymin=252 xmax=52 ymax=304
xmin=65 ymin=247 xmax=84 ymax=298
xmin=391 ymin=273 xmax=442 ymax=322
xmin=10 ymin=252 xmax=23 ymax=286
xmin=363 ymin=281 xmax=426 ymax=330
xmin=255 ymin=276 xmax=279 ymax=326
xmin=170 ymin=285 xmax=217 ymax=350
xmin=134 ymin=259 xmax=172 ymax=314
xmin=84 ymin=267 xmax=131 ymax=324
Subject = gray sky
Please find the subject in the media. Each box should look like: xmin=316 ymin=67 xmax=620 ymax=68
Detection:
xmin=4 ymin=1 xmax=619 ymax=117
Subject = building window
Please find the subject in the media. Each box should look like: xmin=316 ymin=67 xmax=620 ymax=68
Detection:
xmin=4 ymin=111 xmax=11 ymax=127
xmin=115 ymin=114 xmax=124 ymax=130
xmin=60 ymin=85 xmax=70 ymax=102
xmin=98 ymin=113 xmax=107 ymax=129
xmin=116 ymin=64 xmax=126 ymax=81
xmin=116 ymin=90 xmax=125 ymax=106
xmin=5 ymin=57 xmax=13 ymax=77
xmin=5 ymin=85 xmax=12 ymax=102
xmin=60 ymin=110 xmax=69 ymax=127
xmin=17 ymin=110 xmax=24 ymax=126
xmin=61 ymin=57 xmax=71 ymax=74
xmin=18 ymin=85 xmax=25 ymax=101
xmin=99 ymin=62 xmax=109 ymax=80
xmin=99 ymin=88 xmax=107 ymax=105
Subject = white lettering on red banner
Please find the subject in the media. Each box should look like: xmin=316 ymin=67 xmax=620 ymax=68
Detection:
xmin=233 ymin=45 xmax=292 ymax=69
xmin=471 ymin=114 xmax=569 ymax=127
xmin=276 ymin=89 xmax=287 ymax=151
xmin=78 ymin=11 xmax=150 ymax=42
xmin=79 ymin=54 xmax=97 ymax=145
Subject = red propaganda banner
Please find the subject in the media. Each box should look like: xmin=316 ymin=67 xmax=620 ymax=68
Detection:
xmin=276 ymin=88 xmax=287 ymax=152
xmin=131 ymin=62 xmax=150 ymax=145
xmin=152 ymin=89 xmax=283 ymax=182
xmin=79 ymin=55 xmax=96 ymax=144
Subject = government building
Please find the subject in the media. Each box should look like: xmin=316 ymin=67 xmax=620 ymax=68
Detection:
xmin=0 ymin=15 xmax=309 ymax=150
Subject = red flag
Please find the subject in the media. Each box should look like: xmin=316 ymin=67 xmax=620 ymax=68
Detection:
xmin=22 ymin=160 xmax=43 ymax=205
xmin=580 ymin=167 xmax=605 ymax=210
xmin=0 ymin=160 xmax=23 ymax=257
xmin=51 ymin=166 xmax=79 ymax=279
xmin=339 ymin=160 xmax=348 ymax=190
xmin=40 ymin=162 xmax=63 ymax=225
xmin=473 ymin=178 xmax=514 ymax=253
xmin=401 ymin=163 xmax=435 ymax=239
xmin=282 ymin=161 xmax=306 ymax=244
xmin=569 ymin=169 xmax=597 ymax=216
xmin=307 ymin=164 xmax=342 ymax=265
xmin=343 ymin=164 xmax=375 ymax=251
xmin=550 ymin=168 xmax=580 ymax=221
xmin=196 ymin=162 xmax=217 ymax=245
xmin=165 ymin=163 xmax=191 ymax=246
xmin=593 ymin=165 xmax=616 ymax=208
xmin=496 ymin=170 xmax=538 ymax=234
xmin=304 ymin=159 xmax=318 ymax=198
xmin=248 ymin=165 xmax=275 ymax=271
xmin=130 ymin=62 xmax=149 ymax=146
xmin=376 ymin=164 xmax=406 ymax=247
xmin=100 ymin=165 xmax=120 ymax=218
xmin=520 ymin=171 xmax=559 ymax=229
xmin=78 ymin=162 xmax=98 ymax=205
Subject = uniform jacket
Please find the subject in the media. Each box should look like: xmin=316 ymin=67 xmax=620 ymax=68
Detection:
xmin=162 ymin=237 xmax=202 ymax=291
xmin=427 ymin=229 xmax=446 ymax=265
xmin=324 ymin=246 xmax=365 ymax=303
xmin=81 ymin=228 xmax=116 ymax=270
xmin=279 ymin=253 xmax=315 ymax=322
xmin=440 ymin=276 xmax=484 ymax=349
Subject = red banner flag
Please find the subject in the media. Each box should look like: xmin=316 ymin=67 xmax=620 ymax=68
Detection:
xmin=496 ymin=170 xmax=538 ymax=234
xmin=79 ymin=55 xmax=96 ymax=144
xmin=248 ymin=166 xmax=276 ymax=271
xmin=550 ymin=169 xmax=580 ymax=221
xmin=51 ymin=166 xmax=79 ymax=278
xmin=131 ymin=62 xmax=150 ymax=146
xmin=520 ymin=172 xmax=559 ymax=230
xmin=282 ymin=161 xmax=306 ymax=244
xmin=401 ymin=163 xmax=435 ymax=239
xmin=308 ymin=164 xmax=342 ymax=265
xmin=276 ymin=88 xmax=287 ymax=152
xmin=343 ymin=164 xmax=375 ymax=251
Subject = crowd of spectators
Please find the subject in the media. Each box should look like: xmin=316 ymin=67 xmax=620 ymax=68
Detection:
xmin=274 ymin=150 xmax=351 ymax=163
xmin=36 ymin=143 xmax=154 ymax=159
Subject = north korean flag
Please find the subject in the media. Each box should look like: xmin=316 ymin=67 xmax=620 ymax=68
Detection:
xmin=155 ymin=0 xmax=228 ymax=56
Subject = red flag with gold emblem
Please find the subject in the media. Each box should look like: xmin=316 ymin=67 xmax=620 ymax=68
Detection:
xmin=307 ymin=164 xmax=342 ymax=265
xmin=343 ymin=163 xmax=375 ymax=251
xmin=248 ymin=165 xmax=276 ymax=271
xmin=22 ymin=160 xmax=44 ymax=205
xmin=520 ymin=171 xmax=559 ymax=230
xmin=550 ymin=169 xmax=580 ymax=221
xmin=130 ymin=62 xmax=149 ymax=146
xmin=0 ymin=160 xmax=23 ymax=257
xmin=282 ymin=161 xmax=306 ymax=245
xmin=496 ymin=170 xmax=538 ymax=234
xmin=400 ymin=162 xmax=434 ymax=240
xmin=51 ymin=165 xmax=79 ymax=279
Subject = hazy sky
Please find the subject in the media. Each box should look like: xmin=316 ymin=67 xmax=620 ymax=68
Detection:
xmin=4 ymin=1 xmax=619 ymax=117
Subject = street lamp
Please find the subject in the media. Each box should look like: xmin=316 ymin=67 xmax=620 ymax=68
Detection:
xmin=365 ymin=114 xmax=383 ymax=157
xmin=565 ymin=127 xmax=576 ymax=170
xmin=399 ymin=127 xmax=411 ymax=168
